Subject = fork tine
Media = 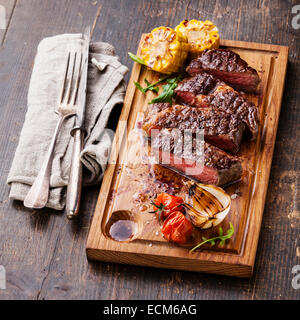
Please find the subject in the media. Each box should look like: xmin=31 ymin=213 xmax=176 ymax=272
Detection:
xmin=59 ymin=52 xmax=71 ymax=104
xmin=65 ymin=52 xmax=77 ymax=104
xmin=69 ymin=52 xmax=83 ymax=106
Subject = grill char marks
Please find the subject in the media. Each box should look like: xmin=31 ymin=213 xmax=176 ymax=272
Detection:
xmin=143 ymin=102 xmax=171 ymax=124
xmin=175 ymin=73 xmax=219 ymax=96
xmin=174 ymin=72 xmax=219 ymax=106
xmin=174 ymin=73 xmax=259 ymax=139
xmin=151 ymin=130 xmax=243 ymax=186
xmin=143 ymin=104 xmax=245 ymax=154
xmin=201 ymin=85 xmax=259 ymax=139
xmin=186 ymin=49 xmax=260 ymax=93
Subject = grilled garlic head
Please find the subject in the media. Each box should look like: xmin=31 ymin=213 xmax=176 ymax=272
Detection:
xmin=184 ymin=183 xmax=231 ymax=229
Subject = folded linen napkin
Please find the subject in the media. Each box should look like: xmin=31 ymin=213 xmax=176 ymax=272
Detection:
xmin=7 ymin=34 xmax=128 ymax=210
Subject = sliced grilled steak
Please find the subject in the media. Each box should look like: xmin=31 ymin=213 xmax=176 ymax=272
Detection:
xmin=186 ymin=49 xmax=260 ymax=93
xmin=174 ymin=72 xmax=259 ymax=139
xmin=143 ymin=104 xmax=245 ymax=154
xmin=144 ymin=102 xmax=171 ymax=124
xmin=174 ymin=72 xmax=219 ymax=104
xmin=151 ymin=129 xmax=242 ymax=186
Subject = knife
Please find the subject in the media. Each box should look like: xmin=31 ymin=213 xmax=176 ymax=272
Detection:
xmin=66 ymin=26 xmax=91 ymax=220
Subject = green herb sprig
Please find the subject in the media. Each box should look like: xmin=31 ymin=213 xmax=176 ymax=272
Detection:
xmin=144 ymin=79 xmax=159 ymax=93
xmin=190 ymin=222 xmax=235 ymax=253
xmin=149 ymin=201 xmax=165 ymax=224
xmin=128 ymin=52 xmax=146 ymax=65
xmin=129 ymin=51 xmax=182 ymax=104
xmin=149 ymin=201 xmax=184 ymax=225
xmin=134 ymin=76 xmax=170 ymax=94
xmin=148 ymin=75 xmax=181 ymax=104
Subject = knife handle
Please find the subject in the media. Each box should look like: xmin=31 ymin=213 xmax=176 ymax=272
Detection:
xmin=66 ymin=128 xmax=84 ymax=219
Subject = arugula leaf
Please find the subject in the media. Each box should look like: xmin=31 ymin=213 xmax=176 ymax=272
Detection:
xmin=134 ymin=80 xmax=156 ymax=94
xmin=218 ymin=227 xmax=223 ymax=236
xmin=189 ymin=222 xmax=235 ymax=253
xmin=144 ymin=79 xmax=152 ymax=86
xmin=219 ymin=240 xmax=225 ymax=247
xmin=144 ymin=79 xmax=159 ymax=93
xmin=134 ymin=81 xmax=147 ymax=93
xmin=128 ymin=52 xmax=146 ymax=65
xmin=134 ymin=75 xmax=170 ymax=94
xmin=148 ymin=75 xmax=181 ymax=104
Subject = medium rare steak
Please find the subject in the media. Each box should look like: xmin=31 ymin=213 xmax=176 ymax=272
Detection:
xmin=174 ymin=72 xmax=259 ymax=139
xmin=143 ymin=104 xmax=245 ymax=154
xmin=150 ymin=129 xmax=243 ymax=186
xmin=186 ymin=49 xmax=260 ymax=93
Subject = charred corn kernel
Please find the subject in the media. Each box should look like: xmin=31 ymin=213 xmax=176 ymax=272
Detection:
xmin=141 ymin=27 xmax=189 ymax=74
xmin=175 ymin=19 xmax=219 ymax=58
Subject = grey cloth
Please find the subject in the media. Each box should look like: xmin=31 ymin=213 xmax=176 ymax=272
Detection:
xmin=7 ymin=34 xmax=128 ymax=210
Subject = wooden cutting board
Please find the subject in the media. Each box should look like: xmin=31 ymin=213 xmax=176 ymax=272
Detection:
xmin=86 ymin=38 xmax=288 ymax=277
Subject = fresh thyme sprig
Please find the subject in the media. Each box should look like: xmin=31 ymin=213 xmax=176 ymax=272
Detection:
xmin=190 ymin=222 xmax=235 ymax=253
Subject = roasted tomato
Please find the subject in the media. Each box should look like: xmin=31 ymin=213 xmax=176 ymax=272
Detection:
xmin=161 ymin=211 xmax=193 ymax=244
xmin=152 ymin=193 xmax=184 ymax=220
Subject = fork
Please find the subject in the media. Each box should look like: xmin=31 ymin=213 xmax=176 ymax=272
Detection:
xmin=24 ymin=51 xmax=83 ymax=209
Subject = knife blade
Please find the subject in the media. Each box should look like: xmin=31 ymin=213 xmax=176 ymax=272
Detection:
xmin=66 ymin=26 xmax=91 ymax=220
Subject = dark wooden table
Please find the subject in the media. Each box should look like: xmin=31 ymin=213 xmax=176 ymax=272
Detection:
xmin=0 ymin=0 xmax=299 ymax=300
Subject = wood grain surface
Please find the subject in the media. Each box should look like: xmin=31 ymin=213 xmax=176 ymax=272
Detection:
xmin=0 ymin=0 xmax=299 ymax=299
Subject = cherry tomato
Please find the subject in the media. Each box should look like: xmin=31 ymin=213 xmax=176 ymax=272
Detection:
xmin=161 ymin=211 xmax=193 ymax=244
xmin=153 ymin=193 xmax=184 ymax=220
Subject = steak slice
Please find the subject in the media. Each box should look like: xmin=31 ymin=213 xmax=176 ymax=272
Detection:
xmin=143 ymin=104 xmax=245 ymax=154
xmin=174 ymin=72 xmax=259 ymax=139
xmin=186 ymin=49 xmax=260 ymax=93
xmin=143 ymin=102 xmax=171 ymax=124
xmin=151 ymin=129 xmax=242 ymax=186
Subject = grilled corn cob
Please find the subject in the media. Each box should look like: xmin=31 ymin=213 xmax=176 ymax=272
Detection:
xmin=141 ymin=26 xmax=189 ymax=74
xmin=175 ymin=19 xmax=219 ymax=58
